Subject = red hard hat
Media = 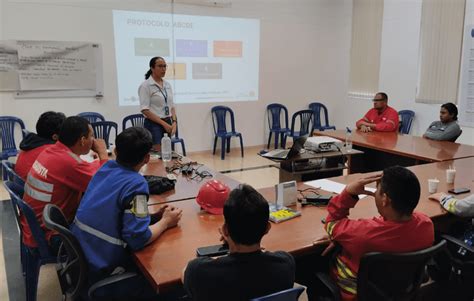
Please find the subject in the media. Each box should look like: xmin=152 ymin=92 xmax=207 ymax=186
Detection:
xmin=196 ymin=180 xmax=230 ymax=215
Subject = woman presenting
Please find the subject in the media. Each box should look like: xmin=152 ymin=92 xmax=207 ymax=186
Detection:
xmin=138 ymin=56 xmax=177 ymax=150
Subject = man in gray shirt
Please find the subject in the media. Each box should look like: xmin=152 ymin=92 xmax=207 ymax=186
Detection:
xmin=423 ymin=102 xmax=462 ymax=141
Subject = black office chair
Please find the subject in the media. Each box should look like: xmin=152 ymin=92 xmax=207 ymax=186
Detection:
xmin=91 ymin=121 xmax=118 ymax=148
xmin=122 ymin=114 xmax=145 ymax=131
xmin=77 ymin=112 xmax=105 ymax=123
xmin=283 ymin=109 xmax=313 ymax=146
xmin=250 ymin=286 xmax=305 ymax=301
xmin=309 ymin=102 xmax=336 ymax=131
xmin=315 ymin=240 xmax=447 ymax=301
xmin=42 ymin=204 xmax=138 ymax=300
xmin=398 ymin=110 xmax=415 ymax=134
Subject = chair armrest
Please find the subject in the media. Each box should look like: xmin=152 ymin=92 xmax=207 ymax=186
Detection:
xmin=315 ymin=272 xmax=342 ymax=301
xmin=88 ymin=272 xmax=138 ymax=299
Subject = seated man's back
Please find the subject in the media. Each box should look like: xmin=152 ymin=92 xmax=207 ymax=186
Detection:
xmin=184 ymin=184 xmax=295 ymax=301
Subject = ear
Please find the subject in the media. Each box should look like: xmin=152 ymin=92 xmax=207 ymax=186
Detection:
xmin=382 ymin=192 xmax=391 ymax=207
xmin=222 ymin=223 xmax=230 ymax=238
xmin=143 ymin=153 xmax=151 ymax=165
xmin=51 ymin=134 xmax=59 ymax=141
xmin=113 ymin=147 xmax=118 ymax=157
xmin=264 ymin=222 xmax=271 ymax=235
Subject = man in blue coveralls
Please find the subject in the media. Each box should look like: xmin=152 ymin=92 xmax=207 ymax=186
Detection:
xmin=71 ymin=126 xmax=183 ymax=299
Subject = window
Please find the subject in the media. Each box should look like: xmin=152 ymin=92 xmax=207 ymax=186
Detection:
xmin=348 ymin=0 xmax=384 ymax=99
xmin=416 ymin=0 xmax=466 ymax=104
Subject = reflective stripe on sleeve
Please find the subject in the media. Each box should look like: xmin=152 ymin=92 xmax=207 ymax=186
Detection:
xmin=74 ymin=218 xmax=127 ymax=248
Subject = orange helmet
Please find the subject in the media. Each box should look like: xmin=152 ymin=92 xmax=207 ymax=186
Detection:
xmin=196 ymin=180 xmax=230 ymax=215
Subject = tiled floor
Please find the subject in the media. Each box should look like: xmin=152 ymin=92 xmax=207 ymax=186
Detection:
xmin=1 ymin=145 xmax=309 ymax=300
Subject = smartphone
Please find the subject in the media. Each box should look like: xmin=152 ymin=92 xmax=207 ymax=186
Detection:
xmin=448 ymin=187 xmax=471 ymax=195
xmin=196 ymin=244 xmax=229 ymax=257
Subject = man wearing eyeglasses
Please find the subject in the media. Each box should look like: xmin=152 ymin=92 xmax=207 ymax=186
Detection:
xmin=356 ymin=92 xmax=399 ymax=132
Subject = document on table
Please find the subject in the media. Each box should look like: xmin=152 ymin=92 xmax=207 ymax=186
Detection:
xmin=305 ymin=179 xmax=376 ymax=198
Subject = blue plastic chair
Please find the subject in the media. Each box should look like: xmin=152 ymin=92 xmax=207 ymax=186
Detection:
xmin=91 ymin=121 xmax=118 ymax=148
xmin=4 ymin=181 xmax=56 ymax=301
xmin=211 ymin=106 xmax=244 ymax=160
xmin=0 ymin=116 xmax=26 ymax=160
xmin=2 ymin=160 xmax=25 ymax=195
xmin=122 ymin=114 xmax=145 ymax=131
xmin=309 ymin=102 xmax=336 ymax=131
xmin=171 ymin=122 xmax=187 ymax=156
xmin=266 ymin=103 xmax=290 ymax=149
xmin=77 ymin=112 xmax=105 ymax=123
xmin=250 ymin=287 xmax=305 ymax=301
xmin=398 ymin=110 xmax=415 ymax=134
xmin=283 ymin=109 xmax=313 ymax=146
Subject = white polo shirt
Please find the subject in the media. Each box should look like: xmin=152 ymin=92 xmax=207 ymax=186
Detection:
xmin=138 ymin=77 xmax=174 ymax=118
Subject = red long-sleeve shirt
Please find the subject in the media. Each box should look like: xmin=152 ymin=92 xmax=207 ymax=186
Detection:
xmin=356 ymin=106 xmax=399 ymax=132
xmin=22 ymin=142 xmax=106 ymax=247
xmin=324 ymin=189 xmax=434 ymax=300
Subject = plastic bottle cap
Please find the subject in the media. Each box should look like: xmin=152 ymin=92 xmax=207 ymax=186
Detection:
xmin=164 ymin=133 xmax=168 ymax=137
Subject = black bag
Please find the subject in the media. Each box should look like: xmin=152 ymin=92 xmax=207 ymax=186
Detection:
xmin=143 ymin=175 xmax=176 ymax=194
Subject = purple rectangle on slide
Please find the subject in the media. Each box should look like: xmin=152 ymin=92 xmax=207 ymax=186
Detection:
xmin=192 ymin=63 xmax=222 ymax=79
xmin=176 ymin=39 xmax=207 ymax=57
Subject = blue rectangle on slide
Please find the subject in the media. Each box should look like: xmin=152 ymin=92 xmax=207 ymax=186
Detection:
xmin=192 ymin=63 xmax=222 ymax=79
xmin=176 ymin=39 xmax=207 ymax=57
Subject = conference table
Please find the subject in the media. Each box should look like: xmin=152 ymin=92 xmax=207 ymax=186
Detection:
xmin=314 ymin=130 xmax=474 ymax=172
xmin=140 ymin=157 xmax=240 ymax=204
xmin=134 ymin=156 xmax=474 ymax=293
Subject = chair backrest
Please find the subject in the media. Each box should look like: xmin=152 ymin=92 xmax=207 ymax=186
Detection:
xmin=77 ymin=112 xmax=105 ymax=123
xmin=0 ymin=116 xmax=26 ymax=159
xmin=122 ymin=114 xmax=145 ymax=131
xmin=357 ymin=240 xmax=447 ymax=301
xmin=1 ymin=160 xmax=25 ymax=195
xmin=309 ymin=102 xmax=331 ymax=130
xmin=91 ymin=121 xmax=118 ymax=148
xmin=398 ymin=110 xmax=415 ymax=134
xmin=249 ymin=287 xmax=305 ymax=301
xmin=290 ymin=109 xmax=313 ymax=137
xmin=43 ymin=204 xmax=88 ymax=300
xmin=267 ymin=103 xmax=289 ymax=131
xmin=4 ymin=181 xmax=52 ymax=258
xmin=211 ymin=106 xmax=236 ymax=134
xmin=3 ymin=180 xmax=23 ymax=235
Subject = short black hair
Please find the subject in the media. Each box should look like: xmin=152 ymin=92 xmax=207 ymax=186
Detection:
xmin=58 ymin=116 xmax=91 ymax=147
xmin=115 ymin=127 xmax=153 ymax=168
xmin=376 ymin=92 xmax=388 ymax=101
xmin=441 ymin=102 xmax=458 ymax=121
xmin=224 ymin=184 xmax=269 ymax=245
xmin=36 ymin=111 xmax=66 ymax=140
xmin=380 ymin=166 xmax=420 ymax=216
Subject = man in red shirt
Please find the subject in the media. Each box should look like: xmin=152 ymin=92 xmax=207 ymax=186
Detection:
xmin=22 ymin=116 xmax=108 ymax=248
xmin=324 ymin=166 xmax=434 ymax=301
xmin=356 ymin=92 xmax=399 ymax=132
xmin=15 ymin=111 xmax=66 ymax=180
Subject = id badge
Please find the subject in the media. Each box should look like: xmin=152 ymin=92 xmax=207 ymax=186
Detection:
xmin=164 ymin=106 xmax=169 ymax=116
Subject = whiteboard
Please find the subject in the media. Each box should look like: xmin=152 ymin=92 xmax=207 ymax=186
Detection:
xmin=0 ymin=40 xmax=103 ymax=98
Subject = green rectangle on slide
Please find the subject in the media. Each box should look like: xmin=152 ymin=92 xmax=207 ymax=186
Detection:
xmin=134 ymin=38 xmax=170 ymax=56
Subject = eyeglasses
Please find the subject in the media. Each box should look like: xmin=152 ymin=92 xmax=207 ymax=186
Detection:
xmin=157 ymin=64 xmax=167 ymax=68
xmin=372 ymin=98 xmax=384 ymax=102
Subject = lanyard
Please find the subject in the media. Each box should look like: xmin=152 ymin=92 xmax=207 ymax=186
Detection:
xmin=155 ymin=84 xmax=168 ymax=104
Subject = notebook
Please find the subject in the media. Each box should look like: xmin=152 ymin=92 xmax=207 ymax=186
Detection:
xmin=261 ymin=136 xmax=307 ymax=160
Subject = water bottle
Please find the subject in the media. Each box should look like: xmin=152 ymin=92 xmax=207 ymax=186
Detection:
xmin=161 ymin=133 xmax=172 ymax=162
xmin=345 ymin=127 xmax=352 ymax=151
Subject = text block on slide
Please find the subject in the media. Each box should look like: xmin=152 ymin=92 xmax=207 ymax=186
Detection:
xmin=192 ymin=63 xmax=222 ymax=79
xmin=164 ymin=63 xmax=186 ymax=80
xmin=176 ymin=40 xmax=207 ymax=57
xmin=213 ymin=41 xmax=243 ymax=57
xmin=134 ymin=38 xmax=170 ymax=57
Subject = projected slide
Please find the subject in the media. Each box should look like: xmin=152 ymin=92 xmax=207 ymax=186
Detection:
xmin=113 ymin=10 xmax=260 ymax=105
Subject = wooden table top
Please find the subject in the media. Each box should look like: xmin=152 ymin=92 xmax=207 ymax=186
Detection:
xmin=314 ymin=130 xmax=474 ymax=162
xmin=134 ymin=157 xmax=474 ymax=292
xmin=140 ymin=158 xmax=241 ymax=204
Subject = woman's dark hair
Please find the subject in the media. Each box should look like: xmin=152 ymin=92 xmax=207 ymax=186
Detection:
xmin=441 ymin=102 xmax=458 ymax=121
xmin=144 ymin=56 xmax=164 ymax=80
xmin=116 ymin=127 xmax=153 ymax=168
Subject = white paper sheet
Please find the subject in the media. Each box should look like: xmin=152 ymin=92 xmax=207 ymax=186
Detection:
xmin=305 ymin=179 xmax=376 ymax=198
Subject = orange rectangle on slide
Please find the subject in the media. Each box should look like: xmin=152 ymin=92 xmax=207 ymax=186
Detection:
xmin=165 ymin=63 xmax=186 ymax=80
xmin=213 ymin=41 xmax=243 ymax=57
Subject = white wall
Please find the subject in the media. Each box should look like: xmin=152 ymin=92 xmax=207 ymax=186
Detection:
xmin=335 ymin=0 xmax=474 ymax=146
xmin=0 ymin=0 xmax=353 ymax=151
